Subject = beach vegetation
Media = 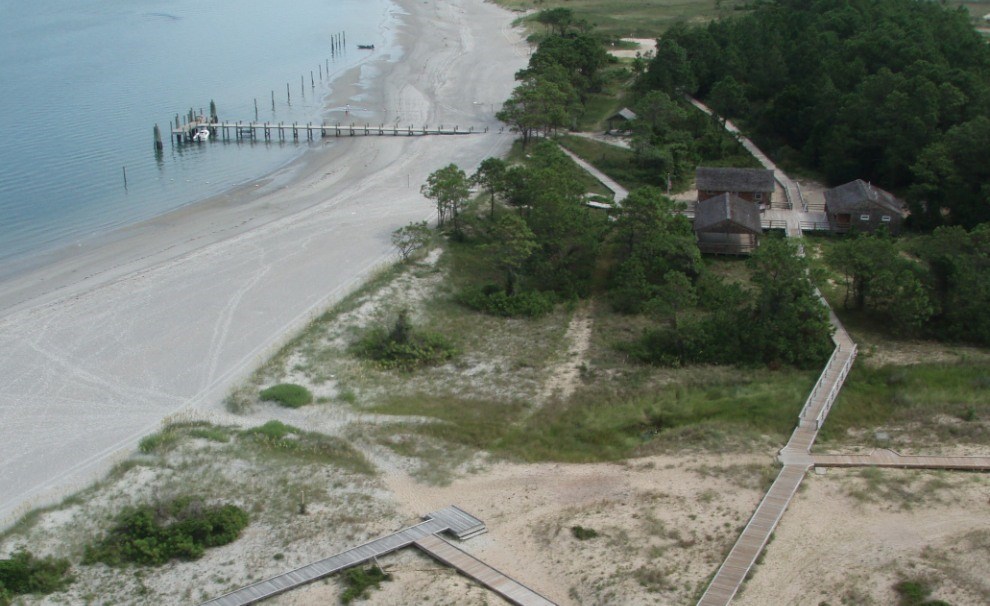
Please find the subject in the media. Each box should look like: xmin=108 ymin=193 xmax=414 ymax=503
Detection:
xmin=259 ymin=383 xmax=313 ymax=408
xmin=240 ymin=421 xmax=375 ymax=474
xmin=0 ymin=548 xmax=73 ymax=602
xmin=351 ymin=309 xmax=457 ymax=371
xmin=340 ymin=565 xmax=391 ymax=604
xmin=82 ymin=496 xmax=249 ymax=567
xmin=391 ymin=221 xmax=432 ymax=262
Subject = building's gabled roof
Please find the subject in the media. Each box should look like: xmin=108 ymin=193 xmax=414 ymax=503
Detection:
xmin=694 ymin=193 xmax=762 ymax=234
xmin=696 ymin=167 xmax=775 ymax=194
xmin=609 ymin=108 xmax=638 ymax=122
xmin=824 ymin=179 xmax=905 ymax=216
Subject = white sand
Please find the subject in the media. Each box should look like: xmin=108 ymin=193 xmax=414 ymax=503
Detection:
xmin=0 ymin=0 xmax=530 ymax=528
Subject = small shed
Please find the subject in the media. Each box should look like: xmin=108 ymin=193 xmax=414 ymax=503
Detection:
xmin=606 ymin=108 xmax=637 ymax=133
xmin=824 ymin=180 xmax=906 ymax=234
xmin=693 ymin=193 xmax=762 ymax=255
xmin=696 ymin=167 xmax=775 ymax=209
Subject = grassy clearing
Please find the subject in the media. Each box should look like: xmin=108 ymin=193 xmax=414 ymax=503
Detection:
xmin=501 ymin=0 xmax=748 ymax=38
xmin=557 ymin=135 xmax=663 ymax=191
xmin=817 ymin=361 xmax=990 ymax=446
xmin=370 ymin=366 xmax=814 ymax=462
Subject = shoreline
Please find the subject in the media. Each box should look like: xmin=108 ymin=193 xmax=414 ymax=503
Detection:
xmin=0 ymin=0 xmax=528 ymax=528
xmin=0 ymin=15 xmax=399 ymax=317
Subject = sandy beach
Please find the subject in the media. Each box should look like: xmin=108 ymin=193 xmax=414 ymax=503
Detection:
xmin=0 ymin=0 xmax=529 ymax=527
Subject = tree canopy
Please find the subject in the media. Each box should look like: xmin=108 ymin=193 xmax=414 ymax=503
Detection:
xmin=640 ymin=0 xmax=990 ymax=229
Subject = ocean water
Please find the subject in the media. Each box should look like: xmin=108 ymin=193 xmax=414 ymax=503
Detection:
xmin=0 ymin=0 xmax=397 ymax=272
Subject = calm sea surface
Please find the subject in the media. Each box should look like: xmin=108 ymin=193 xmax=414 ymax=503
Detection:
xmin=0 ymin=0 xmax=396 ymax=271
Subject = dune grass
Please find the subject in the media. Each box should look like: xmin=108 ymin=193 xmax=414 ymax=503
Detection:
xmin=817 ymin=362 xmax=990 ymax=445
xmin=371 ymin=367 xmax=814 ymax=462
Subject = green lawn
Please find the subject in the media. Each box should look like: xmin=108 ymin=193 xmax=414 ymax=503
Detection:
xmin=500 ymin=0 xmax=749 ymax=38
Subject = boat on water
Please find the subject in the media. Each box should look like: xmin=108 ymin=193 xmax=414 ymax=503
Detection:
xmin=357 ymin=44 xmax=374 ymax=50
xmin=192 ymin=127 xmax=210 ymax=142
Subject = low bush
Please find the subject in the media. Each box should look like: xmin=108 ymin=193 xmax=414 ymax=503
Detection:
xmin=458 ymin=285 xmax=556 ymax=318
xmin=0 ymin=549 xmax=73 ymax=602
xmin=341 ymin=565 xmax=391 ymax=604
xmin=259 ymin=383 xmax=313 ymax=408
xmin=352 ymin=311 xmax=456 ymax=371
xmin=83 ymin=496 xmax=249 ymax=566
xmin=571 ymin=525 xmax=599 ymax=540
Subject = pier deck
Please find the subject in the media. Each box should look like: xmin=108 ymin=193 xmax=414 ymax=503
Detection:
xmin=171 ymin=117 xmax=486 ymax=143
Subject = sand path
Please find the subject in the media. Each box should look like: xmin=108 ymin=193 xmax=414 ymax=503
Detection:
xmin=0 ymin=0 xmax=529 ymax=527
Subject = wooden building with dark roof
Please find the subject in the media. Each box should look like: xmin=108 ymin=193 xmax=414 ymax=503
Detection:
xmin=693 ymin=193 xmax=762 ymax=255
xmin=696 ymin=167 xmax=775 ymax=209
xmin=606 ymin=108 xmax=637 ymax=133
xmin=824 ymin=180 xmax=906 ymax=234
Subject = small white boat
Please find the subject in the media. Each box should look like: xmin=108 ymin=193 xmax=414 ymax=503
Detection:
xmin=192 ymin=127 xmax=210 ymax=142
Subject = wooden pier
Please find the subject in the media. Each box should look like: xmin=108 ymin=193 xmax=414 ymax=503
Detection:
xmin=171 ymin=117 xmax=487 ymax=144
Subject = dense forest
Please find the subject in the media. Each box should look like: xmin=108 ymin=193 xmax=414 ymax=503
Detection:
xmin=639 ymin=0 xmax=990 ymax=229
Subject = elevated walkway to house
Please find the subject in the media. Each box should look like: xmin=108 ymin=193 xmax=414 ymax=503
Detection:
xmin=558 ymin=146 xmax=628 ymax=204
xmin=200 ymin=506 xmax=491 ymax=606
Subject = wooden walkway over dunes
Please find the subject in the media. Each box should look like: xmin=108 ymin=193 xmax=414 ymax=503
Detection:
xmin=172 ymin=117 xmax=487 ymax=144
xmin=813 ymin=449 xmax=990 ymax=471
xmin=414 ymin=534 xmax=557 ymax=606
xmin=199 ymin=506 xmax=555 ymax=606
xmin=697 ymin=320 xmax=858 ymax=606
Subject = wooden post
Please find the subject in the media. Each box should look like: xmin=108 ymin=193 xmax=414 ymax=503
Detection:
xmin=319 ymin=64 xmax=323 ymax=80
xmin=254 ymin=98 xmax=258 ymax=122
xmin=287 ymin=82 xmax=290 ymax=105
xmin=122 ymin=166 xmax=127 ymax=188
xmin=153 ymin=124 xmax=163 ymax=151
xmin=310 ymin=71 xmax=314 ymax=88
xmin=300 ymin=75 xmax=304 ymax=96
xmin=271 ymin=90 xmax=275 ymax=112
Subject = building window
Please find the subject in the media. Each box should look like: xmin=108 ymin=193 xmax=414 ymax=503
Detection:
xmin=754 ymin=193 xmax=763 ymax=201
xmin=881 ymin=215 xmax=891 ymax=222
xmin=860 ymin=214 xmax=871 ymax=221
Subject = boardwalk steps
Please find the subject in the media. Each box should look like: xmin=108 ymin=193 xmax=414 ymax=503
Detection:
xmin=200 ymin=506 xmax=488 ymax=606
xmin=414 ymin=534 xmax=557 ymax=606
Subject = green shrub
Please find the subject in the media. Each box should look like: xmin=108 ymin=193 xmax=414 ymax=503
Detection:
xmin=0 ymin=549 xmax=73 ymax=599
xmin=570 ymin=525 xmax=599 ymax=540
xmin=138 ymin=428 xmax=180 ymax=454
xmin=458 ymin=285 xmax=556 ymax=318
xmin=83 ymin=497 xmax=249 ymax=566
xmin=341 ymin=565 xmax=391 ymax=604
xmin=352 ymin=311 xmax=456 ymax=371
xmin=893 ymin=578 xmax=951 ymax=606
xmin=259 ymin=383 xmax=313 ymax=408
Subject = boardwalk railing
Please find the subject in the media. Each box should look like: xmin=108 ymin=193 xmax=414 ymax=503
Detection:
xmin=798 ymin=344 xmax=842 ymax=423
xmin=814 ymin=344 xmax=857 ymax=428
xmin=761 ymin=219 xmax=788 ymax=230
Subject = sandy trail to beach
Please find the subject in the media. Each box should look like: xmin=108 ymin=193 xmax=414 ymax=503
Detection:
xmin=0 ymin=0 xmax=529 ymax=527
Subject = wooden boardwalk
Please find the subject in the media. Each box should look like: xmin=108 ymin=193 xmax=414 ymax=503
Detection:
xmin=200 ymin=506 xmax=487 ymax=606
xmin=813 ymin=449 xmax=990 ymax=471
xmin=693 ymin=96 xmax=860 ymax=605
xmin=415 ymin=534 xmax=557 ymax=606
